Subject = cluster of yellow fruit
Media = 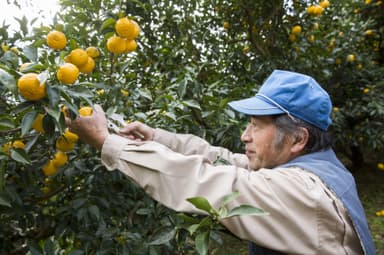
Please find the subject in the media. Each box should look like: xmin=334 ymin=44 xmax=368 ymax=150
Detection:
xmin=288 ymin=1 xmax=330 ymax=42
xmin=288 ymin=25 xmax=302 ymax=42
xmin=376 ymin=209 xmax=384 ymax=217
xmin=307 ymin=0 xmax=330 ymax=16
xmin=46 ymin=30 xmax=100 ymax=85
xmin=2 ymin=140 xmax=26 ymax=156
xmin=106 ymin=17 xmax=140 ymax=54
xmin=40 ymin=106 xmax=92 ymax=177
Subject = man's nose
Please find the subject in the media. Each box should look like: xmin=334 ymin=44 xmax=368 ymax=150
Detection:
xmin=241 ymin=125 xmax=251 ymax=142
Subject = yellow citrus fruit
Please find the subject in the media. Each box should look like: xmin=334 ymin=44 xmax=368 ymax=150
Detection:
xmin=32 ymin=113 xmax=45 ymax=133
xmin=223 ymin=21 xmax=230 ymax=30
xmin=63 ymin=129 xmax=79 ymax=143
xmin=57 ymin=63 xmax=80 ymax=84
xmin=1 ymin=43 xmax=9 ymax=52
xmin=42 ymin=160 xmax=58 ymax=176
xmin=107 ymin=35 xmax=126 ymax=54
xmin=12 ymin=140 xmax=26 ymax=149
xmin=363 ymin=88 xmax=370 ymax=94
xmin=46 ymin=30 xmax=67 ymax=50
xmin=121 ymin=89 xmax=129 ymax=96
xmin=377 ymin=163 xmax=384 ymax=170
xmin=365 ymin=0 xmax=372 ymax=4
xmin=364 ymin=30 xmax=374 ymax=36
xmin=307 ymin=35 xmax=315 ymax=43
xmin=124 ymin=39 xmax=137 ymax=53
xmin=86 ymin=46 xmax=100 ymax=58
xmin=68 ymin=48 xmax=88 ymax=67
xmin=347 ymin=54 xmax=355 ymax=62
xmin=52 ymin=151 xmax=68 ymax=167
xmin=307 ymin=5 xmax=316 ymax=15
xmin=2 ymin=142 xmax=11 ymax=155
xmin=130 ymin=20 xmax=140 ymax=39
xmin=17 ymin=73 xmax=46 ymax=101
xmin=78 ymin=106 xmax=93 ymax=116
xmin=288 ymin=34 xmax=297 ymax=42
xmin=313 ymin=5 xmax=324 ymax=15
xmin=78 ymin=56 xmax=95 ymax=74
xmin=3 ymin=140 xmax=26 ymax=156
xmin=319 ymin=0 xmax=330 ymax=8
xmin=56 ymin=136 xmax=76 ymax=152
xmin=61 ymin=105 xmax=70 ymax=117
xmin=291 ymin=25 xmax=302 ymax=35
xmin=115 ymin=17 xmax=136 ymax=39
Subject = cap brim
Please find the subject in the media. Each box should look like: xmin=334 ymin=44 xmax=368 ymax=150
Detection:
xmin=228 ymin=96 xmax=284 ymax=116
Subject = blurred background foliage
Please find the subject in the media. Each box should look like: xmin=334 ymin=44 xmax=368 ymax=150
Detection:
xmin=0 ymin=0 xmax=383 ymax=254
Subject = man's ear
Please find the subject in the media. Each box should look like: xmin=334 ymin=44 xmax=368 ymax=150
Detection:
xmin=291 ymin=127 xmax=309 ymax=153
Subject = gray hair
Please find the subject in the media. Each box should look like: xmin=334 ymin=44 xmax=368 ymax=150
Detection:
xmin=272 ymin=114 xmax=333 ymax=154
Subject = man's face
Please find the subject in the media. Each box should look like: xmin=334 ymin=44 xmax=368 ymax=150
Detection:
xmin=241 ymin=116 xmax=294 ymax=170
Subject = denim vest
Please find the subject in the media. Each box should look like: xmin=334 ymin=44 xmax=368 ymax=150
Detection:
xmin=249 ymin=149 xmax=376 ymax=255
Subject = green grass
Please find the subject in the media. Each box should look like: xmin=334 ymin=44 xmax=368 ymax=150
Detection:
xmin=356 ymin=169 xmax=384 ymax=255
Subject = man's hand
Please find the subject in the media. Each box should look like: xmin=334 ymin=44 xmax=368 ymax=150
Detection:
xmin=65 ymin=104 xmax=109 ymax=151
xmin=119 ymin=121 xmax=155 ymax=141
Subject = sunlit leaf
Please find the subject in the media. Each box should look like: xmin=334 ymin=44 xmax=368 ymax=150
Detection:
xmin=226 ymin=205 xmax=268 ymax=218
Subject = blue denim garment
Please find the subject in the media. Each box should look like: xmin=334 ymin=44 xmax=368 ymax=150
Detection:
xmin=249 ymin=149 xmax=375 ymax=255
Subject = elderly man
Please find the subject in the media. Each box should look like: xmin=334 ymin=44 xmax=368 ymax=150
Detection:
xmin=67 ymin=70 xmax=375 ymax=254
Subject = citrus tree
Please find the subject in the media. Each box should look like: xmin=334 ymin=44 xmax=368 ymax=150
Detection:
xmin=0 ymin=0 xmax=383 ymax=254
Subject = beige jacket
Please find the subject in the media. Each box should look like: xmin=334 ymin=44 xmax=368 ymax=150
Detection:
xmin=101 ymin=128 xmax=363 ymax=255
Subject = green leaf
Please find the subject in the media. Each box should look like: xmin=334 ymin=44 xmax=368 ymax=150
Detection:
xmin=138 ymin=88 xmax=153 ymax=101
xmin=68 ymin=250 xmax=84 ymax=255
xmin=0 ymin=194 xmax=11 ymax=207
xmin=0 ymin=118 xmax=15 ymax=129
xmin=148 ymin=227 xmax=176 ymax=245
xmin=28 ymin=242 xmax=44 ymax=255
xmin=187 ymin=223 xmax=200 ymax=235
xmin=100 ymin=18 xmax=116 ymax=32
xmin=0 ymin=68 xmax=16 ymax=92
xmin=44 ymin=239 xmax=55 ymax=255
xmin=221 ymin=191 xmax=240 ymax=207
xmin=182 ymin=100 xmax=201 ymax=110
xmin=187 ymin=196 xmax=217 ymax=215
xmin=178 ymin=79 xmax=187 ymax=98
xmin=195 ymin=231 xmax=210 ymax=255
xmin=88 ymin=205 xmax=100 ymax=220
xmin=10 ymin=148 xmax=31 ymax=164
xmin=37 ymin=71 xmax=49 ymax=86
xmin=1 ymin=51 xmax=18 ymax=67
xmin=176 ymin=213 xmax=200 ymax=224
xmin=45 ymin=106 xmax=61 ymax=123
xmin=23 ymin=45 xmax=38 ymax=62
xmin=19 ymin=63 xmax=45 ymax=73
xmin=47 ymin=86 xmax=61 ymax=107
xmin=226 ymin=205 xmax=268 ymax=218
xmin=21 ymin=110 xmax=38 ymax=136
xmin=12 ymin=101 xmax=34 ymax=114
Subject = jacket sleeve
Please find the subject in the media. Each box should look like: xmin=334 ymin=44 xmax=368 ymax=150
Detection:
xmin=153 ymin=128 xmax=249 ymax=168
xmin=100 ymin=134 xmax=342 ymax=254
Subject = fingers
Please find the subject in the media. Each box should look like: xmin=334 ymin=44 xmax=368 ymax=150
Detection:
xmin=119 ymin=121 xmax=152 ymax=140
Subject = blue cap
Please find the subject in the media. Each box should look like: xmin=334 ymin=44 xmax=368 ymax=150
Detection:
xmin=228 ymin=70 xmax=332 ymax=131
